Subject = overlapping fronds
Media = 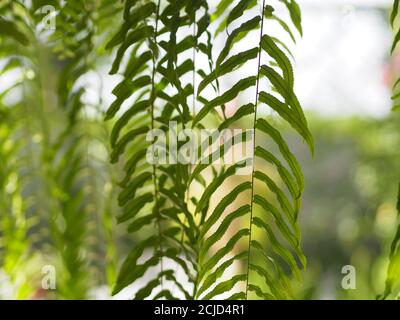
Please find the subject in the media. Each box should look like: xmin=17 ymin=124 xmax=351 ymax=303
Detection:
xmin=0 ymin=1 xmax=40 ymax=298
xmin=381 ymin=184 xmax=400 ymax=299
xmin=43 ymin=0 xmax=121 ymax=298
xmin=0 ymin=97 xmax=31 ymax=299
xmin=106 ymin=0 xmax=215 ymax=299
xmin=107 ymin=0 xmax=312 ymax=300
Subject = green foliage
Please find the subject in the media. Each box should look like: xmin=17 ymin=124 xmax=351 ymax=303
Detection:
xmin=106 ymin=0 xmax=312 ymax=300
xmin=381 ymin=0 xmax=400 ymax=299
xmin=0 ymin=0 xmax=398 ymax=300
xmin=0 ymin=0 xmax=120 ymax=299
xmin=0 ymin=1 xmax=40 ymax=298
xmin=0 ymin=111 xmax=31 ymax=298
xmin=381 ymin=184 xmax=400 ymax=299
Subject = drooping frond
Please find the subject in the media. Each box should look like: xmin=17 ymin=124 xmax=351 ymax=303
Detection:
xmin=0 ymin=98 xmax=31 ymax=299
xmin=0 ymin=1 xmax=41 ymax=298
xmin=191 ymin=0 xmax=313 ymax=300
xmin=0 ymin=0 xmax=118 ymax=298
xmin=44 ymin=0 xmax=123 ymax=298
xmin=391 ymin=0 xmax=400 ymax=112
xmin=106 ymin=0 xmax=312 ymax=300
xmin=105 ymin=0 xmax=214 ymax=299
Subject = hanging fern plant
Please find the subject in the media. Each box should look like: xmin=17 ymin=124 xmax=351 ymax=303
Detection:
xmin=106 ymin=0 xmax=313 ymax=300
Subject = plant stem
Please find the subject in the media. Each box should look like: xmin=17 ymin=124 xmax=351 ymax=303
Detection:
xmin=150 ymin=0 xmax=164 ymax=287
xmin=245 ymin=0 xmax=266 ymax=300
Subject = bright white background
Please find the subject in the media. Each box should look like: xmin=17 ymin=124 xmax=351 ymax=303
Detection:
xmin=295 ymin=0 xmax=393 ymax=117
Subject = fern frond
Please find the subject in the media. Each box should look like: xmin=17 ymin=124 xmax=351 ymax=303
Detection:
xmin=381 ymin=184 xmax=400 ymax=299
xmin=0 ymin=2 xmax=42 ymax=299
xmin=0 ymin=109 xmax=31 ymax=298
xmin=106 ymin=0 xmax=212 ymax=299
xmin=0 ymin=0 xmax=114 ymax=298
